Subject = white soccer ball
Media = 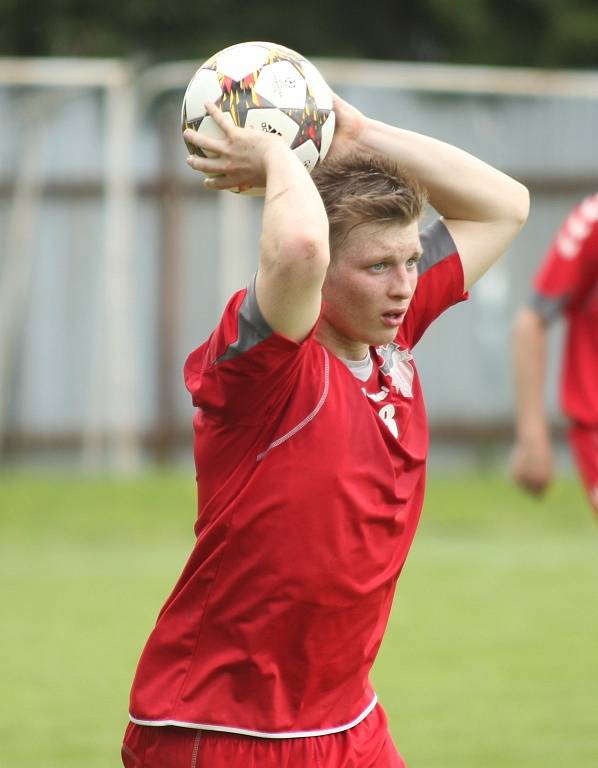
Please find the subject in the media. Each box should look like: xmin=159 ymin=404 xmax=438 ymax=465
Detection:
xmin=182 ymin=41 xmax=335 ymax=194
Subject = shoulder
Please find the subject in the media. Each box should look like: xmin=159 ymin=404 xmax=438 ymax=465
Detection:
xmin=398 ymin=219 xmax=467 ymax=347
xmin=418 ymin=219 xmax=460 ymax=276
xmin=416 ymin=218 xmax=464 ymax=296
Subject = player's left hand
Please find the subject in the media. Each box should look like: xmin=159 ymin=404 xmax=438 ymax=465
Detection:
xmin=324 ymin=93 xmax=368 ymax=162
xmin=510 ymin=435 xmax=554 ymax=497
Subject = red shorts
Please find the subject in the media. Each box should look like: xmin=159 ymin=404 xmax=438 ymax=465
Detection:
xmin=121 ymin=703 xmax=406 ymax=768
xmin=569 ymin=424 xmax=598 ymax=514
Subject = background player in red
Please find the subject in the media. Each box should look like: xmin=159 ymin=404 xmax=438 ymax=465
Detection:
xmin=511 ymin=194 xmax=598 ymax=515
xmin=121 ymin=95 xmax=529 ymax=767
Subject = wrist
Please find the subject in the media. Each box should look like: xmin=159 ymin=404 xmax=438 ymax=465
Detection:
xmin=263 ymin=139 xmax=302 ymax=176
xmin=517 ymin=422 xmax=551 ymax=444
xmin=357 ymin=116 xmax=404 ymax=151
xmin=349 ymin=116 xmax=381 ymax=154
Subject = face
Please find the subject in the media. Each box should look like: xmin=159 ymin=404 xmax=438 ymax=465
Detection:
xmin=319 ymin=220 xmax=422 ymax=358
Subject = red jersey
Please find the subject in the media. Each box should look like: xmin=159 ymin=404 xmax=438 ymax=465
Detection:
xmin=531 ymin=193 xmax=598 ymax=426
xmin=129 ymin=220 xmax=466 ymax=737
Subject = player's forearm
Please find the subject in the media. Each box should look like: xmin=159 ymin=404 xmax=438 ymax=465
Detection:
xmin=260 ymin=145 xmax=329 ymax=274
xmin=512 ymin=308 xmax=550 ymax=440
xmin=255 ymin=145 xmax=329 ymax=341
xmin=356 ymin=118 xmax=529 ymax=226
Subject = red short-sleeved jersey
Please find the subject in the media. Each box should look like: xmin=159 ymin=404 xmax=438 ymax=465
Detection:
xmin=531 ymin=193 xmax=598 ymax=426
xmin=129 ymin=220 xmax=466 ymax=737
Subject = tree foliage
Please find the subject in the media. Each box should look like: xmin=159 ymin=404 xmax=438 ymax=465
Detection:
xmin=1 ymin=0 xmax=598 ymax=68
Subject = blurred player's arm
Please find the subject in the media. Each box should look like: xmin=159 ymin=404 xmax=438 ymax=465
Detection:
xmin=328 ymin=95 xmax=529 ymax=290
xmin=184 ymin=102 xmax=329 ymax=343
xmin=510 ymin=307 xmax=553 ymax=495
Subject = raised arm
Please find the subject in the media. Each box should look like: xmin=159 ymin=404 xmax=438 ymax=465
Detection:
xmin=328 ymin=96 xmax=529 ymax=290
xmin=510 ymin=307 xmax=553 ymax=495
xmin=185 ymin=103 xmax=329 ymax=342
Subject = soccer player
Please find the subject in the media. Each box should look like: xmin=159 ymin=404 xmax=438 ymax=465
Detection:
xmin=121 ymin=95 xmax=529 ymax=767
xmin=511 ymin=194 xmax=598 ymax=515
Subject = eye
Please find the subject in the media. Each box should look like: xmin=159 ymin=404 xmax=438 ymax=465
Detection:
xmin=406 ymin=255 xmax=421 ymax=270
xmin=369 ymin=262 xmax=388 ymax=273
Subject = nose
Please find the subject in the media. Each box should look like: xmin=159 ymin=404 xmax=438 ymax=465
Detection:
xmin=388 ymin=266 xmax=415 ymax=300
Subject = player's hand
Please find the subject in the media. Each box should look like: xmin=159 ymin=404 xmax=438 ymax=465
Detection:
xmin=510 ymin=435 xmax=554 ymax=496
xmin=324 ymin=93 xmax=368 ymax=162
xmin=184 ymin=102 xmax=287 ymax=191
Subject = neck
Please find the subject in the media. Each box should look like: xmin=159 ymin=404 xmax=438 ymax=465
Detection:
xmin=315 ymin=317 xmax=369 ymax=361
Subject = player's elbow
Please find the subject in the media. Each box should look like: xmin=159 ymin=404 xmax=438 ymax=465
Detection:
xmin=508 ymin=181 xmax=530 ymax=231
xmin=292 ymin=233 xmax=330 ymax=280
xmin=512 ymin=306 xmax=546 ymax=342
xmin=267 ymin=229 xmax=330 ymax=276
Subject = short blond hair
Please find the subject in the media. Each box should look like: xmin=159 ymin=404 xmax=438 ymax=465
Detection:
xmin=311 ymin=154 xmax=427 ymax=253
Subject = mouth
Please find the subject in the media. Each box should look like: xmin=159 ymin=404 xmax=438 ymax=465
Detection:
xmin=380 ymin=310 xmax=406 ymax=328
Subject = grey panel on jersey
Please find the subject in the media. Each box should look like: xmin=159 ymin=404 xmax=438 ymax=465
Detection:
xmin=215 ymin=276 xmax=273 ymax=364
xmin=529 ymin=291 xmax=567 ymax=323
xmin=418 ymin=219 xmax=458 ymax=276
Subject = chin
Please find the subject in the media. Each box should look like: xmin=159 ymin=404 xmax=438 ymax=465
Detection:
xmin=363 ymin=328 xmax=397 ymax=347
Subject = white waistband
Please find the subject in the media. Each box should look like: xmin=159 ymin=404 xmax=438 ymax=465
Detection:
xmin=129 ymin=693 xmax=378 ymax=740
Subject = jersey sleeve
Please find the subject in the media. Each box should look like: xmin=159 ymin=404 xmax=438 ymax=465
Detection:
xmin=530 ymin=194 xmax=598 ymax=323
xmin=400 ymin=219 xmax=468 ymax=348
xmin=184 ymin=277 xmax=319 ymax=425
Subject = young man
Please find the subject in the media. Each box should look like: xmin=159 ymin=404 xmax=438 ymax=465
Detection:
xmin=122 ymin=96 xmax=528 ymax=767
xmin=511 ymin=194 xmax=598 ymax=515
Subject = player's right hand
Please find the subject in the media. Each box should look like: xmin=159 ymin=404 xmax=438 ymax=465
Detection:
xmin=184 ymin=102 xmax=289 ymax=191
xmin=510 ymin=435 xmax=554 ymax=496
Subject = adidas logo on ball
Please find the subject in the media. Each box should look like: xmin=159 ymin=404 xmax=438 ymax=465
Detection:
xmin=261 ymin=123 xmax=283 ymax=136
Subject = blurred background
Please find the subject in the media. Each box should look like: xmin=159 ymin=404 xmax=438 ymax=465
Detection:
xmin=1 ymin=2 xmax=597 ymax=767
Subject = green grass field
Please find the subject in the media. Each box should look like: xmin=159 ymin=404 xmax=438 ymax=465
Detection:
xmin=1 ymin=470 xmax=597 ymax=767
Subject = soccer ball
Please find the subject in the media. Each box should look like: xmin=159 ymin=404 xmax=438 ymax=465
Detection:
xmin=181 ymin=41 xmax=335 ymax=194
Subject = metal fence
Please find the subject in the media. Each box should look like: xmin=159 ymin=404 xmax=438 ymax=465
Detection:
xmin=1 ymin=57 xmax=597 ymax=470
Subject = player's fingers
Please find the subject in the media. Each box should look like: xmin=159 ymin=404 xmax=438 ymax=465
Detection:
xmin=186 ymin=154 xmax=228 ymax=174
xmin=204 ymin=101 xmax=235 ymax=135
xmin=526 ymin=482 xmax=545 ymax=496
xmin=203 ymin=175 xmax=240 ymax=191
xmin=511 ymin=463 xmax=536 ymax=490
xmin=183 ymin=129 xmax=226 ymax=156
xmin=331 ymin=91 xmax=346 ymax=108
xmin=514 ymin=474 xmax=534 ymax=494
xmin=519 ymin=474 xmax=549 ymax=496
